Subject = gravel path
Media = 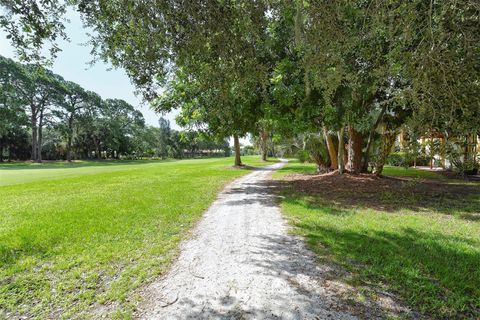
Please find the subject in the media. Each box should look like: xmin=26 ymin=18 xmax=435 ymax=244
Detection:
xmin=136 ymin=161 xmax=380 ymax=319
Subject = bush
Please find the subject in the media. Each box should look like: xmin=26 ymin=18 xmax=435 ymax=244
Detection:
xmin=412 ymin=156 xmax=430 ymax=166
xmin=451 ymin=158 xmax=479 ymax=175
xmin=386 ymin=152 xmax=406 ymax=167
xmin=241 ymin=145 xmax=257 ymax=156
xmin=296 ymin=149 xmax=310 ymax=163
xmin=386 ymin=152 xmax=433 ymax=167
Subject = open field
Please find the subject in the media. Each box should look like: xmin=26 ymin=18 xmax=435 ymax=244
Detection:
xmin=0 ymin=156 xmax=271 ymax=318
xmin=275 ymin=161 xmax=480 ymax=318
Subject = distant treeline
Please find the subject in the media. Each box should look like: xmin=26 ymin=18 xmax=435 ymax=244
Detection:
xmin=0 ymin=55 xmax=230 ymax=162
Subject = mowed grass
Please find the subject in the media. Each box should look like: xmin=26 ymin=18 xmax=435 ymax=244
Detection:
xmin=275 ymin=161 xmax=480 ymax=318
xmin=0 ymin=156 xmax=268 ymax=319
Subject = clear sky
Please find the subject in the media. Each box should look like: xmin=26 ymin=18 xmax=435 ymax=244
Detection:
xmin=0 ymin=9 xmax=179 ymax=129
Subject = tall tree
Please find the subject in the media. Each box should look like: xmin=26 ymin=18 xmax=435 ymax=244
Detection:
xmin=157 ymin=118 xmax=171 ymax=159
xmin=54 ymin=80 xmax=88 ymax=161
xmin=0 ymin=56 xmax=29 ymax=161
xmin=102 ymin=98 xmax=145 ymax=158
xmin=78 ymin=91 xmax=103 ymax=159
xmin=22 ymin=66 xmax=62 ymax=162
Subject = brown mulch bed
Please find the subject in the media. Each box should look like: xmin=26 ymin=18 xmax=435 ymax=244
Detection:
xmin=279 ymin=172 xmax=480 ymax=219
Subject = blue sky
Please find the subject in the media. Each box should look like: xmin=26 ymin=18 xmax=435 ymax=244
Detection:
xmin=0 ymin=9 xmax=178 ymax=128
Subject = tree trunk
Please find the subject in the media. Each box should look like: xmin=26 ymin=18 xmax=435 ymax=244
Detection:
xmin=93 ymin=138 xmax=101 ymax=159
xmin=233 ymin=134 xmax=242 ymax=166
xmin=473 ymin=134 xmax=478 ymax=165
xmin=337 ymin=127 xmax=345 ymax=174
xmin=463 ymin=135 xmax=468 ymax=162
xmin=260 ymin=130 xmax=268 ymax=161
xmin=66 ymin=136 xmax=73 ymax=162
xmin=66 ymin=115 xmax=74 ymax=161
xmin=37 ymin=128 xmax=43 ymax=163
xmin=346 ymin=125 xmax=363 ymax=174
xmin=36 ymin=109 xmax=44 ymax=163
xmin=0 ymin=140 xmax=3 ymax=162
xmin=323 ymin=127 xmax=337 ymax=169
xmin=31 ymin=114 xmax=37 ymax=161
xmin=399 ymin=128 xmax=407 ymax=151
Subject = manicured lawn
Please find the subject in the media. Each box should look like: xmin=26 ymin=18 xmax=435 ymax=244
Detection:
xmin=276 ymin=161 xmax=480 ymax=318
xmin=382 ymin=166 xmax=447 ymax=180
xmin=272 ymin=160 xmax=317 ymax=177
xmin=0 ymin=156 xmax=266 ymax=319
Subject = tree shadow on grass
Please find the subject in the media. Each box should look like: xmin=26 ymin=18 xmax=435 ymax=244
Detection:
xmin=287 ymin=222 xmax=480 ymax=319
xmin=0 ymin=234 xmax=54 ymax=270
xmin=271 ymin=173 xmax=480 ymax=318
xmin=247 ymin=233 xmax=424 ymax=319
xmin=0 ymin=159 xmax=175 ymax=170
xmin=278 ymin=173 xmax=480 ymax=221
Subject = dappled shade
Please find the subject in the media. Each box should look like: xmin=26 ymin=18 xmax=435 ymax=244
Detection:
xmin=276 ymin=171 xmax=480 ymax=318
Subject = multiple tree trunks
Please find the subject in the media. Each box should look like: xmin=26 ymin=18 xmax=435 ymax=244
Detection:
xmin=233 ymin=134 xmax=242 ymax=166
xmin=326 ymin=124 xmax=378 ymax=175
xmin=29 ymin=105 xmax=46 ymax=163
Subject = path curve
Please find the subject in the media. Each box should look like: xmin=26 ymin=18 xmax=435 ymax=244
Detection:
xmin=137 ymin=161 xmax=357 ymax=319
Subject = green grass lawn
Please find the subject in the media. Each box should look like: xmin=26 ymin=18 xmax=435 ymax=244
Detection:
xmin=275 ymin=161 xmax=480 ymax=318
xmin=0 ymin=156 xmax=268 ymax=319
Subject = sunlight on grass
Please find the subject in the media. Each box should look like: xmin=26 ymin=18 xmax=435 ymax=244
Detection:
xmin=382 ymin=166 xmax=446 ymax=180
xmin=272 ymin=160 xmax=316 ymax=178
xmin=277 ymin=162 xmax=480 ymax=318
xmin=0 ymin=156 xmax=265 ymax=318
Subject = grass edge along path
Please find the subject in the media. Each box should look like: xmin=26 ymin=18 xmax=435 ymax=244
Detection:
xmin=274 ymin=161 xmax=480 ymax=319
xmin=0 ymin=156 xmax=273 ymax=319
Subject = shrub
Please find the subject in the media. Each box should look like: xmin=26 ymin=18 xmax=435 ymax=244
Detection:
xmin=296 ymin=149 xmax=310 ymax=163
xmin=304 ymin=134 xmax=330 ymax=171
xmin=386 ymin=152 xmax=406 ymax=167
xmin=241 ymin=145 xmax=257 ymax=156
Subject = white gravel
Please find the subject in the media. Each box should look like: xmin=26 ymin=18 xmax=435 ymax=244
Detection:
xmin=136 ymin=161 xmax=407 ymax=319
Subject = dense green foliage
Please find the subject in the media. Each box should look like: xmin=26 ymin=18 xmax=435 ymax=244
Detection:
xmin=0 ymin=55 xmax=232 ymax=162
xmin=1 ymin=1 xmax=479 ymax=168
